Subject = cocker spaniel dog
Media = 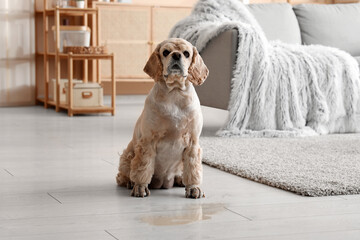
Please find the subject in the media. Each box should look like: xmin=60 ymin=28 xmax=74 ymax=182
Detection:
xmin=116 ymin=38 xmax=209 ymax=198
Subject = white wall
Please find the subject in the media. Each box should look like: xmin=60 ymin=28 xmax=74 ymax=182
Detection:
xmin=0 ymin=0 xmax=35 ymax=106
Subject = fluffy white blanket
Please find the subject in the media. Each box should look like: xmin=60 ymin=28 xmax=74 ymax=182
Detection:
xmin=170 ymin=0 xmax=360 ymax=137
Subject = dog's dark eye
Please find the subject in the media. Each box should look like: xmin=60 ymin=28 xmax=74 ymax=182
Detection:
xmin=163 ymin=50 xmax=170 ymax=57
xmin=183 ymin=51 xmax=190 ymax=58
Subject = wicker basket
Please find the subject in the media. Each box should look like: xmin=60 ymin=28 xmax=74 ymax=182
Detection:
xmin=63 ymin=46 xmax=108 ymax=54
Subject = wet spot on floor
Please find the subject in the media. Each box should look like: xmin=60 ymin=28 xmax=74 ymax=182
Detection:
xmin=140 ymin=203 xmax=225 ymax=226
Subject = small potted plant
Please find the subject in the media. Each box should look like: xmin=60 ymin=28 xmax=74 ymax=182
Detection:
xmin=75 ymin=0 xmax=85 ymax=8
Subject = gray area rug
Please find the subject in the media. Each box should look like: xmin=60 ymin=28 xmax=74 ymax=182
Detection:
xmin=201 ymin=134 xmax=360 ymax=196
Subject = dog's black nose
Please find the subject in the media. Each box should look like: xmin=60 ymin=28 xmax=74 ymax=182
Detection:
xmin=172 ymin=53 xmax=181 ymax=61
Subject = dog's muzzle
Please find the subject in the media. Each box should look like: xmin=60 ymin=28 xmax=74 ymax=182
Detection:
xmin=167 ymin=61 xmax=185 ymax=76
xmin=164 ymin=61 xmax=187 ymax=90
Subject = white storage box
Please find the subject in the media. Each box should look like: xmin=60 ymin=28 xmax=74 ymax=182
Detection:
xmin=52 ymin=26 xmax=91 ymax=52
xmin=49 ymin=78 xmax=82 ymax=102
xmin=65 ymin=83 xmax=103 ymax=107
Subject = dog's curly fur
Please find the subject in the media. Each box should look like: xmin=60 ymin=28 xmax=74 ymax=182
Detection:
xmin=116 ymin=38 xmax=209 ymax=198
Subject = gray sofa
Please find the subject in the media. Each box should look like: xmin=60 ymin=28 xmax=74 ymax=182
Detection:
xmin=197 ymin=3 xmax=360 ymax=110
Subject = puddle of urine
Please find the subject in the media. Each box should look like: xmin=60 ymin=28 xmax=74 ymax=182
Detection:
xmin=140 ymin=203 xmax=225 ymax=226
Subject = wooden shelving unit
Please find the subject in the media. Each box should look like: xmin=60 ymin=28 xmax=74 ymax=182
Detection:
xmin=35 ymin=0 xmax=115 ymax=116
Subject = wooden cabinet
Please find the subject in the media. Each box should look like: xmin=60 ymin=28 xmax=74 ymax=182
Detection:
xmin=93 ymin=2 xmax=192 ymax=94
xmin=98 ymin=5 xmax=151 ymax=79
xmin=152 ymin=7 xmax=195 ymax=48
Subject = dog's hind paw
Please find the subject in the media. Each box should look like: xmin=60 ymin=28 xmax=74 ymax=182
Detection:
xmin=126 ymin=181 xmax=135 ymax=189
xmin=131 ymin=184 xmax=150 ymax=198
xmin=185 ymin=185 xmax=205 ymax=199
xmin=116 ymin=173 xmax=132 ymax=188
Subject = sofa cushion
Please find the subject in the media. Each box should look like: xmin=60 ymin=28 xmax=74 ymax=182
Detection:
xmin=247 ymin=3 xmax=301 ymax=44
xmin=293 ymin=4 xmax=360 ymax=56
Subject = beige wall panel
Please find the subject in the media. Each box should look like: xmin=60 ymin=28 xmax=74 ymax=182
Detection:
xmin=152 ymin=7 xmax=192 ymax=42
xmin=99 ymin=7 xmax=150 ymax=42
xmin=101 ymin=42 xmax=149 ymax=78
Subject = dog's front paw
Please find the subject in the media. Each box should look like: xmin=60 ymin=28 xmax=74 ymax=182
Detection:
xmin=185 ymin=185 xmax=205 ymax=199
xmin=131 ymin=184 xmax=150 ymax=198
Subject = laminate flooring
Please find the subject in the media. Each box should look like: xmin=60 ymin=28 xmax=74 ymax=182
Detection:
xmin=1 ymin=96 xmax=360 ymax=240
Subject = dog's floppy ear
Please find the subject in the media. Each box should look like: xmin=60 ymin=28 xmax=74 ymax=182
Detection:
xmin=187 ymin=47 xmax=209 ymax=86
xmin=143 ymin=44 xmax=163 ymax=81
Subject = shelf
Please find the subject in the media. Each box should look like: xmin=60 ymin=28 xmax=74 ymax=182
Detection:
xmin=37 ymin=97 xmax=63 ymax=106
xmin=36 ymin=52 xmax=113 ymax=60
xmin=36 ymin=97 xmax=45 ymax=103
xmin=36 ymin=52 xmax=55 ymax=56
xmin=45 ymin=7 xmax=98 ymax=16
xmin=37 ymin=97 xmax=114 ymax=115
xmin=59 ymin=103 xmax=114 ymax=113
xmin=47 ymin=100 xmax=57 ymax=106
xmin=66 ymin=53 xmax=113 ymax=60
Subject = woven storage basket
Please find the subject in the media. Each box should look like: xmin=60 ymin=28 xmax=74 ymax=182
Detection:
xmin=63 ymin=46 xmax=108 ymax=54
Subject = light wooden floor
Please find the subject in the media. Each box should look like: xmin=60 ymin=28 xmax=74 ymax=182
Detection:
xmin=1 ymin=96 xmax=360 ymax=240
